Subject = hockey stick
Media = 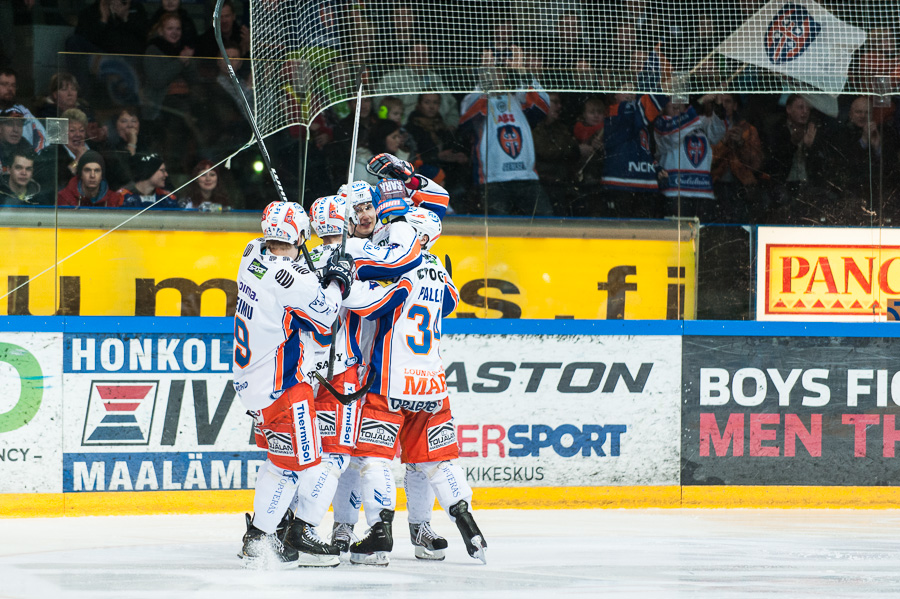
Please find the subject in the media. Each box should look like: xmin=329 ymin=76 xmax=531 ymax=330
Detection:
xmin=212 ymin=0 xmax=318 ymax=277
xmin=326 ymin=67 xmax=365 ymax=380
xmin=313 ymin=371 xmax=372 ymax=406
xmin=445 ymin=254 xmax=452 ymax=278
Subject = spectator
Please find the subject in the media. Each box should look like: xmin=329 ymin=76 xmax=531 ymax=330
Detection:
xmin=0 ymin=108 xmax=32 ymax=172
xmin=58 ymin=149 xmax=123 ymax=208
xmin=69 ymin=0 xmax=150 ymax=56
xmin=832 ymin=96 xmax=900 ymax=225
xmin=0 ymin=148 xmax=44 ymax=205
xmin=143 ymin=11 xmax=198 ymax=174
xmin=194 ymin=44 xmax=252 ymax=160
xmin=34 ymin=73 xmax=83 ymax=118
xmin=326 ymin=97 xmax=378 ymax=186
xmin=98 ymin=106 xmax=151 ymax=189
xmin=376 ymin=95 xmax=415 ymax=156
xmin=0 ymin=68 xmax=47 ymax=153
xmin=35 ymin=73 xmax=109 ymax=148
xmin=601 ymin=93 xmax=667 ymax=218
xmin=149 ymin=0 xmax=198 ymax=49
xmin=532 ymin=92 xmax=581 ymax=216
xmin=405 ymin=93 xmax=469 ymax=199
xmin=120 ymin=152 xmax=179 ymax=209
xmin=459 ymin=45 xmax=554 ymax=217
xmin=181 ymin=159 xmax=232 ymax=210
xmin=654 ymin=95 xmax=726 ymax=220
xmin=711 ymin=93 xmax=767 ymax=223
xmin=374 ymin=44 xmax=460 ymax=127
xmin=353 ymin=119 xmax=410 ymax=185
xmin=572 ymin=95 xmax=606 ymax=212
xmin=763 ymin=94 xmax=835 ymax=224
xmin=195 ymin=0 xmax=248 ymax=59
xmin=58 ymin=108 xmax=90 ymax=189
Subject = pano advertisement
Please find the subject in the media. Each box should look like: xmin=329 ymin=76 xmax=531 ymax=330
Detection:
xmin=0 ymin=228 xmax=695 ymax=320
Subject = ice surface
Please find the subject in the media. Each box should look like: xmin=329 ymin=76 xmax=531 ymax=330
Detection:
xmin=2 ymin=508 xmax=900 ymax=598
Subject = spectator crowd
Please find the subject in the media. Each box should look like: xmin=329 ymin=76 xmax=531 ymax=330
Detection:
xmin=1 ymin=0 xmax=900 ymax=227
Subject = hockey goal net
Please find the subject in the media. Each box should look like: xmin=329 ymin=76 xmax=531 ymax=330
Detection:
xmin=250 ymin=0 xmax=892 ymax=133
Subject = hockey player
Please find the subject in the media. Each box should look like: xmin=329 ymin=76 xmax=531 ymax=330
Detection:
xmin=342 ymin=189 xmax=487 ymax=566
xmin=234 ymin=201 xmax=354 ymax=568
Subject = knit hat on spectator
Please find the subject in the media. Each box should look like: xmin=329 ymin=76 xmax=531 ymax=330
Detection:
xmin=131 ymin=153 xmax=164 ymax=182
xmin=77 ymin=150 xmax=105 ymax=178
xmin=0 ymin=107 xmax=25 ymax=119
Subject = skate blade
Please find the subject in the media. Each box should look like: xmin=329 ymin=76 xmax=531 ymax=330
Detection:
xmin=414 ymin=546 xmax=446 ymax=561
xmin=237 ymin=553 xmax=300 ymax=570
xmin=349 ymin=551 xmax=390 ymax=566
xmin=296 ymin=552 xmax=340 ymax=568
xmin=469 ymin=536 xmax=487 ymax=565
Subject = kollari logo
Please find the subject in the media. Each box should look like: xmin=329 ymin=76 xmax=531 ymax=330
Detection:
xmin=81 ymin=381 xmax=158 ymax=445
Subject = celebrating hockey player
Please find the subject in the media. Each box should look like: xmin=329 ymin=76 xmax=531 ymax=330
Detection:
xmin=339 ymin=181 xmax=487 ymax=565
xmin=233 ymin=201 xmax=355 ymax=568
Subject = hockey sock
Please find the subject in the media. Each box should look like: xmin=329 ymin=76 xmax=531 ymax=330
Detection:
xmin=358 ymin=457 xmax=396 ymax=527
xmin=404 ymin=463 xmax=437 ymax=525
xmin=415 ymin=461 xmax=473 ymax=523
xmin=252 ymin=460 xmax=303 ymax=533
xmin=332 ymin=457 xmax=362 ymax=526
xmin=292 ymin=452 xmax=349 ymax=526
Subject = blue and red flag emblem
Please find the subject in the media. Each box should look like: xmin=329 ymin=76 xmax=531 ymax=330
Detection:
xmin=498 ymin=124 xmax=523 ymax=159
xmin=765 ymin=3 xmax=821 ymax=65
xmin=685 ymin=135 xmax=707 ymax=167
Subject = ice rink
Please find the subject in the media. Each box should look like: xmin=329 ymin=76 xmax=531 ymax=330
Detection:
xmin=3 ymin=508 xmax=900 ymax=598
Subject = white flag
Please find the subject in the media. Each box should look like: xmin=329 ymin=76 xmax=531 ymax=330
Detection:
xmin=714 ymin=1 xmax=866 ymax=92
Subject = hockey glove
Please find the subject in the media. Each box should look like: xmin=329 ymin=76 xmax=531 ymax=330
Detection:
xmin=367 ymin=153 xmax=415 ymax=183
xmin=322 ymin=252 xmax=355 ymax=300
xmin=372 ymin=178 xmax=411 ymax=223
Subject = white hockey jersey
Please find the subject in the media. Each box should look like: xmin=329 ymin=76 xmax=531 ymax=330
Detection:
xmin=233 ymin=238 xmax=342 ymax=411
xmin=654 ymin=106 xmax=726 ymax=200
xmin=306 ymin=222 xmax=426 ymax=386
xmin=459 ymin=87 xmax=549 ymax=185
xmin=343 ymin=252 xmax=459 ymax=412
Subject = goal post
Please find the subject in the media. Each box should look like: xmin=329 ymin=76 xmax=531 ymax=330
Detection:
xmin=249 ymin=0 xmax=889 ymax=134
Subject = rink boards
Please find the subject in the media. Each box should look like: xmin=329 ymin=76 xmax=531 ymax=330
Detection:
xmin=4 ymin=318 xmax=900 ymax=516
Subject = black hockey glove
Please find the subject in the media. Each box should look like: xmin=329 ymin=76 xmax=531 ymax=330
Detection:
xmin=367 ymin=153 xmax=416 ymax=183
xmin=322 ymin=252 xmax=355 ymax=300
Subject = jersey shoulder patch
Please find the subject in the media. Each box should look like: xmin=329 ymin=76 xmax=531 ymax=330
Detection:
xmin=275 ymin=269 xmax=295 ymax=288
xmin=248 ymin=258 xmax=268 ymax=280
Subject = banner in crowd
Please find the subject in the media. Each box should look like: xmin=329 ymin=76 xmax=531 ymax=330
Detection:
xmin=1 ymin=228 xmax=696 ymax=320
xmin=0 ymin=333 xmax=62 ymax=494
xmin=682 ymin=335 xmax=900 ymax=485
xmin=756 ymin=227 xmax=900 ymax=322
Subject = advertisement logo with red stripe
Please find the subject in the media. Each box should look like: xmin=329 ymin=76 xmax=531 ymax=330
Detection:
xmin=81 ymin=381 xmax=159 ymax=445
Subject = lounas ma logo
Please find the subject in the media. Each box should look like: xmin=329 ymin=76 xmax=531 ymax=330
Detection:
xmin=765 ymin=3 xmax=821 ymax=65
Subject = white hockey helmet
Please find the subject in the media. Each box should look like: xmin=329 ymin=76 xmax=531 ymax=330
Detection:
xmin=310 ymin=194 xmax=347 ymax=237
xmin=261 ymin=201 xmax=311 ymax=245
xmin=338 ymin=180 xmax=374 ymax=224
xmin=406 ymin=207 xmax=442 ymax=250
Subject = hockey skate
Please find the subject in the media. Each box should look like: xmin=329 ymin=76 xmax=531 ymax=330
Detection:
xmin=350 ymin=509 xmax=393 ymax=566
xmin=409 ymin=521 xmax=448 ymax=560
xmin=283 ymin=517 xmax=341 ymax=567
xmin=238 ymin=513 xmax=300 ymax=569
xmin=331 ymin=522 xmax=356 ymax=554
xmin=449 ymin=500 xmax=487 ymax=564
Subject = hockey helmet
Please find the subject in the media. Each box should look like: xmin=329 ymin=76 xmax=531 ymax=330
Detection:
xmin=338 ymin=180 xmax=374 ymax=224
xmin=261 ymin=201 xmax=311 ymax=245
xmin=406 ymin=207 xmax=442 ymax=250
xmin=310 ymin=194 xmax=347 ymax=237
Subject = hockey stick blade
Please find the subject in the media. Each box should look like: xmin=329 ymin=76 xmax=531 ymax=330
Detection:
xmin=313 ymin=372 xmax=373 ymax=405
xmin=444 ymin=254 xmax=452 ymax=278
